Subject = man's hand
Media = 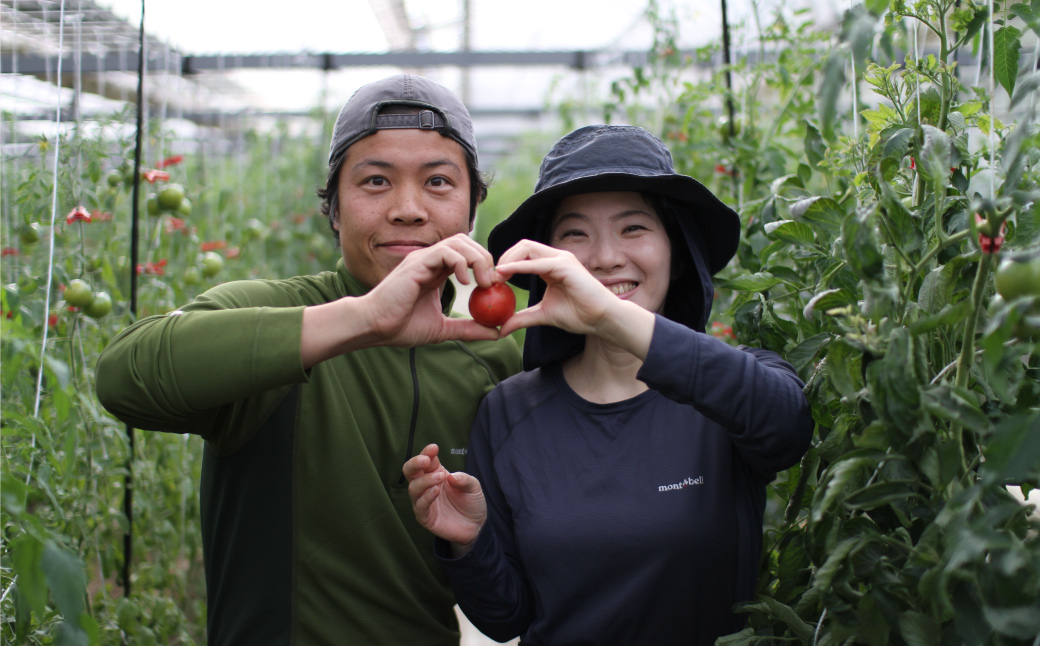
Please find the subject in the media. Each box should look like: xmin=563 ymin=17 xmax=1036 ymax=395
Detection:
xmin=301 ymin=234 xmax=502 ymax=367
xmin=403 ymin=444 xmax=486 ymax=556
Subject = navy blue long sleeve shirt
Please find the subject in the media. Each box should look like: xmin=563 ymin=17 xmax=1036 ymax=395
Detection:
xmin=436 ymin=315 xmax=814 ymax=645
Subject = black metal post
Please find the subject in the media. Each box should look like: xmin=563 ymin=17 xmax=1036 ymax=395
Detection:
xmin=123 ymin=0 xmax=145 ymax=599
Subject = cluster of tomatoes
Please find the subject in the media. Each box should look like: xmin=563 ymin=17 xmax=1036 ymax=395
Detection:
xmin=62 ymin=279 xmax=112 ymax=319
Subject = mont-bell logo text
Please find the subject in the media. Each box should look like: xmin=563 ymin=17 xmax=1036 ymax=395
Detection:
xmin=658 ymin=476 xmax=704 ymax=492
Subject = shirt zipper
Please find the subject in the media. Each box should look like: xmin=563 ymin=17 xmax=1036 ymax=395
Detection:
xmin=397 ymin=347 xmax=420 ymax=486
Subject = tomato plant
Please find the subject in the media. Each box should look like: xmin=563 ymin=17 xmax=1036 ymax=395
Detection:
xmin=469 ymin=282 xmax=516 ymax=327
xmin=597 ymin=1 xmax=1040 ymax=643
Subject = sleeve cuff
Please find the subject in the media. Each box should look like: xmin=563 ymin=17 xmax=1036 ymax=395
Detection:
xmin=434 ymin=525 xmax=499 ymax=584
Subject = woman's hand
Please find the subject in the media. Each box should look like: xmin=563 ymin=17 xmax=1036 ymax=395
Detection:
xmin=495 ymin=240 xmax=655 ymax=357
xmin=403 ymin=444 xmax=486 ymax=555
xmin=495 ymin=240 xmax=618 ymax=336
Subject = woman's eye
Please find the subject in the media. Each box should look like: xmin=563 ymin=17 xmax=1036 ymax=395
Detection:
xmin=365 ymin=176 xmax=389 ymax=187
xmin=428 ymin=176 xmax=448 ymax=187
xmin=556 ymin=229 xmax=585 ymax=240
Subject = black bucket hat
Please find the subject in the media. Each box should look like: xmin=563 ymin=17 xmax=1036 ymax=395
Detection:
xmin=488 ymin=125 xmax=739 ymax=279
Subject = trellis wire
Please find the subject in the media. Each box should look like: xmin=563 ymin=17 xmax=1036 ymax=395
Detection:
xmin=32 ymin=0 xmax=67 ymax=421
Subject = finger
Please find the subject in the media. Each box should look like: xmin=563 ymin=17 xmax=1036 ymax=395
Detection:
xmin=401 ymin=454 xmax=431 ymax=481
xmin=496 ymin=239 xmax=556 ymax=266
xmin=436 ymin=234 xmax=496 ymax=286
xmin=422 ymin=444 xmax=444 ymax=473
xmin=411 ymin=479 xmax=443 ymax=520
xmin=418 ymin=245 xmax=472 ymax=287
xmin=497 ymin=304 xmax=546 ymax=336
xmin=446 ymin=471 xmax=483 ymax=495
xmin=437 ymin=317 xmax=502 ymax=341
xmin=496 ymin=256 xmax=574 ymax=281
xmin=408 ymin=470 xmax=446 ymax=504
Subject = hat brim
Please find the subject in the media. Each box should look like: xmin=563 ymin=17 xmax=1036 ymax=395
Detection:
xmin=488 ymin=172 xmax=740 ymax=286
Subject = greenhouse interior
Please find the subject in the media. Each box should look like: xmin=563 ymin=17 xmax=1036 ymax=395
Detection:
xmin=3 ymin=0 xmax=1040 ymax=643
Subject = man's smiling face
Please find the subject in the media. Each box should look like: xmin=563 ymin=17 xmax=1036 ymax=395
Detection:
xmin=334 ymin=128 xmax=472 ymax=288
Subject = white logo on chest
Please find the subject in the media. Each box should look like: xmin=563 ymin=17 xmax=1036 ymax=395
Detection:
xmin=657 ymin=476 xmax=704 ymax=492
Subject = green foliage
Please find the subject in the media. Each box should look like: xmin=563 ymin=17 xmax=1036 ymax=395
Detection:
xmin=1 ymin=110 xmax=333 ymax=644
xmin=599 ymin=0 xmax=1040 ymax=643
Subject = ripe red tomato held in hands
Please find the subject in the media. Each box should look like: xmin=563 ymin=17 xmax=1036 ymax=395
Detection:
xmin=469 ymin=283 xmax=516 ymax=328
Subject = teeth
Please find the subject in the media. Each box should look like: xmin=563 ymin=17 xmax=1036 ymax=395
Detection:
xmin=610 ymin=282 xmax=636 ymax=295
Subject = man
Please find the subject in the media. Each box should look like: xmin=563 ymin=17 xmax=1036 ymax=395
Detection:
xmin=95 ymin=74 xmax=522 ymax=645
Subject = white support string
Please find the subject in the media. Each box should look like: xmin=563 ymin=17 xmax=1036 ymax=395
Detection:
xmin=847 ymin=0 xmax=859 ymax=141
xmin=33 ymin=0 xmax=68 ymax=421
xmin=988 ymin=0 xmax=996 ymax=198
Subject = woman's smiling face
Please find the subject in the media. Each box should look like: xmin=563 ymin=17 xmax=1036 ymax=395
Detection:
xmin=550 ymin=191 xmax=673 ymax=315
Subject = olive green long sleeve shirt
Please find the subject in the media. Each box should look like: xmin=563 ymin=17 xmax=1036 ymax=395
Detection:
xmin=95 ymin=260 xmax=522 ymax=645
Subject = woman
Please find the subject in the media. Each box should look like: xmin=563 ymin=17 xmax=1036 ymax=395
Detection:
xmin=403 ymin=125 xmax=813 ymax=645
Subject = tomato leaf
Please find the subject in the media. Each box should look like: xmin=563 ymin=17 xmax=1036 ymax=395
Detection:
xmin=819 ymin=52 xmax=847 ymax=140
xmin=720 ymin=272 xmax=786 ymax=292
xmin=786 ymin=333 xmax=832 ymax=372
xmin=804 ymin=119 xmax=827 ymax=166
xmin=764 ymin=220 xmax=816 ymax=246
xmin=11 ymin=535 xmax=47 ymax=617
xmin=993 ymin=26 xmax=1023 ymax=98
xmin=843 ymin=480 xmax=922 ymax=510
xmin=41 ymin=541 xmax=87 ymax=634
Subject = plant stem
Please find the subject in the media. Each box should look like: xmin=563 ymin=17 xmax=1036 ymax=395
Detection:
xmin=951 ymin=252 xmax=994 ymax=473
xmin=913 ymin=229 xmax=970 ymax=274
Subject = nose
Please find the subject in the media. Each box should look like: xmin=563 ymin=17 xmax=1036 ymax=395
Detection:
xmin=586 ymin=235 xmax=625 ymax=273
xmin=388 ymin=182 xmax=429 ymax=225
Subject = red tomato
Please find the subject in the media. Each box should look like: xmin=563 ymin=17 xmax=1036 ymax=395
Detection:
xmin=468 ymin=283 xmax=516 ymax=328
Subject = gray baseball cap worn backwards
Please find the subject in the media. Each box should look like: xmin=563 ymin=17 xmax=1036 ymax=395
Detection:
xmin=328 ymin=74 xmax=478 ymax=167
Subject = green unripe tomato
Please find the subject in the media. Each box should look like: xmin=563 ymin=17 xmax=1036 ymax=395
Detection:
xmin=183 ymin=266 xmax=201 ymax=286
xmin=64 ymin=279 xmax=94 ymax=307
xmin=84 ymin=291 xmax=112 ymax=319
xmin=19 ymin=222 xmax=42 ymax=245
xmin=106 ymin=170 xmax=123 ymax=187
xmin=158 ymin=183 xmax=186 ymax=211
xmin=177 ymin=197 xmax=192 ymax=217
xmin=146 ymin=194 xmax=161 ymax=216
xmin=995 ymin=257 xmax=1040 ymax=300
xmin=244 ymin=218 xmax=266 ymax=241
xmin=201 ymin=251 xmax=224 ymax=278
xmin=718 ymin=116 xmax=740 ymax=144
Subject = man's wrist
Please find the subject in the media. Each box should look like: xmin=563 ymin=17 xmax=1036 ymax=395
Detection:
xmin=300 ymin=295 xmax=384 ymax=368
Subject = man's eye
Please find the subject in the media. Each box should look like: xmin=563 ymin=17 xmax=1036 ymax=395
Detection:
xmin=365 ymin=176 xmax=389 ymax=186
xmin=428 ymin=176 xmax=451 ymax=187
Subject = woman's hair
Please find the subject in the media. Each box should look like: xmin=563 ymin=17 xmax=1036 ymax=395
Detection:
xmin=316 ymin=108 xmax=489 ymax=242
